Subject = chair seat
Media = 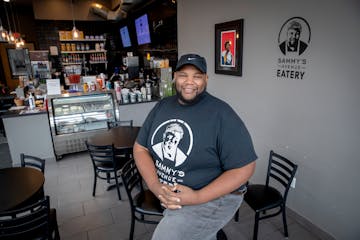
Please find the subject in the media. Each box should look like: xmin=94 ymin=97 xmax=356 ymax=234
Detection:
xmin=134 ymin=190 xmax=164 ymax=216
xmin=95 ymin=161 xmax=116 ymax=171
xmin=245 ymin=184 xmax=283 ymax=212
xmin=95 ymin=156 xmax=129 ymax=171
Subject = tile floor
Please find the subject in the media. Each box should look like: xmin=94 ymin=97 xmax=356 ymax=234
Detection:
xmin=39 ymin=151 xmax=326 ymax=240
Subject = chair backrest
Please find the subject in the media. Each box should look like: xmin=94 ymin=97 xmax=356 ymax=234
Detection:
xmin=0 ymin=196 xmax=51 ymax=239
xmin=119 ymin=159 xmax=144 ymax=208
xmin=85 ymin=141 xmax=117 ymax=169
xmin=107 ymin=120 xmax=134 ymax=129
xmin=20 ymin=153 xmax=45 ymax=173
xmin=266 ymin=150 xmax=298 ymax=201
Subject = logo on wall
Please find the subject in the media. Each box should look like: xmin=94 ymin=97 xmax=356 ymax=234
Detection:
xmin=276 ymin=17 xmax=311 ymax=80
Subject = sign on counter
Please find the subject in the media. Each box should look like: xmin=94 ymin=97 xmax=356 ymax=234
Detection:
xmin=46 ymin=79 xmax=61 ymax=95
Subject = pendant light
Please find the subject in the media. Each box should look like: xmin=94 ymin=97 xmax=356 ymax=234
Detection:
xmin=71 ymin=0 xmax=80 ymax=39
xmin=8 ymin=0 xmax=17 ymax=44
xmin=2 ymin=0 xmax=24 ymax=46
xmin=2 ymin=0 xmax=12 ymax=43
xmin=0 ymin=1 xmax=8 ymax=41
xmin=14 ymin=0 xmax=25 ymax=47
xmin=0 ymin=19 xmax=8 ymax=42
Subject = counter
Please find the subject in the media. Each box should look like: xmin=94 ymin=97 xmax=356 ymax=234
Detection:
xmin=1 ymin=107 xmax=55 ymax=166
xmin=118 ymin=100 xmax=157 ymax=126
xmin=1 ymin=92 xmax=159 ymax=165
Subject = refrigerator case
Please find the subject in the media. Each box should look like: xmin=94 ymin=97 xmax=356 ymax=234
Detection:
xmin=48 ymin=91 xmax=119 ymax=159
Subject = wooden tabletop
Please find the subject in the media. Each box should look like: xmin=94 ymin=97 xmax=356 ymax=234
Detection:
xmin=87 ymin=126 xmax=140 ymax=149
xmin=0 ymin=167 xmax=45 ymax=212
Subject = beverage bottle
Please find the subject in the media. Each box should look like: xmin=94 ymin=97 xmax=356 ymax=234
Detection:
xmin=114 ymin=81 xmax=122 ymax=103
xmin=28 ymin=92 xmax=35 ymax=110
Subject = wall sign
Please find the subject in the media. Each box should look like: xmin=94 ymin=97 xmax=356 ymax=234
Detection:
xmin=276 ymin=17 xmax=311 ymax=80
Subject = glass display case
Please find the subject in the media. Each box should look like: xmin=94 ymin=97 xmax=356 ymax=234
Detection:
xmin=48 ymin=91 xmax=118 ymax=159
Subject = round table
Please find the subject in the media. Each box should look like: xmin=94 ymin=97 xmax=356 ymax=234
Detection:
xmin=0 ymin=167 xmax=45 ymax=212
xmin=87 ymin=126 xmax=140 ymax=191
xmin=87 ymin=126 xmax=140 ymax=149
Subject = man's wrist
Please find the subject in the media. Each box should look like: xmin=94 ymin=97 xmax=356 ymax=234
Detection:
xmin=148 ymin=181 xmax=160 ymax=190
xmin=194 ymin=190 xmax=206 ymax=205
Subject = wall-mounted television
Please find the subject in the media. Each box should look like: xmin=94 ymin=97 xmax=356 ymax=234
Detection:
xmin=135 ymin=13 xmax=151 ymax=45
xmin=119 ymin=25 xmax=132 ymax=48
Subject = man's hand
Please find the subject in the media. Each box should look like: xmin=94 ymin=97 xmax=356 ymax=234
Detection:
xmin=151 ymin=183 xmax=181 ymax=210
xmin=157 ymin=184 xmax=200 ymax=210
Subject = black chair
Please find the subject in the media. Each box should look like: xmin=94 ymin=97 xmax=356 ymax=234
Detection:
xmin=107 ymin=120 xmax=134 ymax=160
xmin=85 ymin=141 xmax=125 ymax=200
xmin=20 ymin=153 xmax=46 ymax=173
xmin=0 ymin=196 xmax=60 ymax=240
xmin=119 ymin=159 xmax=163 ymax=240
xmin=107 ymin=120 xmax=134 ymax=129
xmin=236 ymin=150 xmax=298 ymax=240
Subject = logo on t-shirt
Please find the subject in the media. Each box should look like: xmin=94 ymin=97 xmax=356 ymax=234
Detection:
xmin=151 ymin=119 xmax=193 ymax=167
xmin=151 ymin=119 xmax=193 ymax=185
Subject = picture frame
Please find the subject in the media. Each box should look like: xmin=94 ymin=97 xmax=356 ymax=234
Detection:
xmin=215 ymin=19 xmax=244 ymax=76
xmin=6 ymin=48 xmax=32 ymax=78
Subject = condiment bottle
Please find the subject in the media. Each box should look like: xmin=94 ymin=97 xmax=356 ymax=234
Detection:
xmin=83 ymin=82 xmax=89 ymax=93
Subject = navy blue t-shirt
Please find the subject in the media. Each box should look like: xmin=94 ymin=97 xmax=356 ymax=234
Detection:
xmin=136 ymin=92 xmax=257 ymax=190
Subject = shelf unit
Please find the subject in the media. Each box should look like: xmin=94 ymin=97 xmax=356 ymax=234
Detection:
xmin=59 ymin=39 xmax=107 ymax=72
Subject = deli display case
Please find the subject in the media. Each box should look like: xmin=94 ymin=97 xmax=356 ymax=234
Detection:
xmin=48 ymin=91 xmax=119 ymax=159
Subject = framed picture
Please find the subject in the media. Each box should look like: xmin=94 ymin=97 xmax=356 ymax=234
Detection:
xmin=7 ymin=48 xmax=32 ymax=78
xmin=215 ymin=19 xmax=244 ymax=76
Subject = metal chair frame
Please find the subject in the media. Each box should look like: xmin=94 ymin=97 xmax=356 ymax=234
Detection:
xmin=20 ymin=153 xmax=46 ymax=173
xmin=235 ymin=150 xmax=298 ymax=240
xmin=0 ymin=196 xmax=60 ymax=240
xmin=85 ymin=141 xmax=123 ymax=200
xmin=120 ymin=159 xmax=163 ymax=240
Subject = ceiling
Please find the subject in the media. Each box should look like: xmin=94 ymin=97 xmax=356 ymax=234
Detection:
xmin=6 ymin=0 xmax=158 ymax=21
xmin=12 ymin=0 xmax=149 ymax=12
xmin=1 ymin=0 xmax=176 ymax=24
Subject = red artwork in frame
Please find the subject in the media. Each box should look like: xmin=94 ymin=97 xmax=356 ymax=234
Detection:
xmin=215 ymin=19 xmax=244 ymax=76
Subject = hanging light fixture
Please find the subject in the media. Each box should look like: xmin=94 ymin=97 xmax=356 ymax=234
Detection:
xmin=14 ymin=0 xmax=25 ymax=47
xmin=2 ymin=0 xmax=24 ymax=45
xmin=0 ymin=19 xmax=8 ymax=42
xmin=9 ymin=0 xmax=19 ymax=45
xmin=0 ymin=1 xmax=8 ymax=42
xmin=70 ymin=0 xmax=80 ymax=39
xmin=2 ymin=0 xmax=13 ymax=43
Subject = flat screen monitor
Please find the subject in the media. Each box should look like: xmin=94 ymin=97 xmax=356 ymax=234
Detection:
xmin=135 ymin=13 xmax=151 ymax=45
xmin=119 ymin=26 xmax=132 ymax=48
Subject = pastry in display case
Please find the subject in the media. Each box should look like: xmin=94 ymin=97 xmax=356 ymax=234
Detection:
xmin=47 ymin=91 xmax=119 ymax=159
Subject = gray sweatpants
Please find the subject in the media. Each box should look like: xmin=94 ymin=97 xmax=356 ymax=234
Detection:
xmin=151 ymin=193 xmax=243 ymax=240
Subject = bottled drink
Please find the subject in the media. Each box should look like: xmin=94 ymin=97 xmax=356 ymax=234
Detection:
xmin=28 ymin=92 xmax=35 ymax=110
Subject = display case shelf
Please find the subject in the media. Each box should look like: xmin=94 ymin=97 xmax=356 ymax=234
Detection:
xmin=53 ymin=107 xmax=114 ymax=117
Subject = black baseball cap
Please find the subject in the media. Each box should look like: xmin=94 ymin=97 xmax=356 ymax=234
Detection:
xmin=175 ymin=54 xmax=207 ymax=73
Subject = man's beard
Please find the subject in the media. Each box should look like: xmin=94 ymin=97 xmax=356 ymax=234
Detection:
xmin=176 ymin=87 xmax=206 ymax=105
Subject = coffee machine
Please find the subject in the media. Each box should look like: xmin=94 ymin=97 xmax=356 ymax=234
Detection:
xmin=123 ymin=56 xmax=139 ymax=79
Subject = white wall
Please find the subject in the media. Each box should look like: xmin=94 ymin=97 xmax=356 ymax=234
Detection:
xmin=178 ymin=0 xmax=360 ymax=239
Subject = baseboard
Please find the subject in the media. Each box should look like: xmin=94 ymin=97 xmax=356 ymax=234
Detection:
xmin=287 ymin=208 xmax=336 ymax=240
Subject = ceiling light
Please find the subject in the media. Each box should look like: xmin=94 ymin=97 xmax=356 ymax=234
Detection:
xmin=70 ymin=0 xmax=80 ymax=39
